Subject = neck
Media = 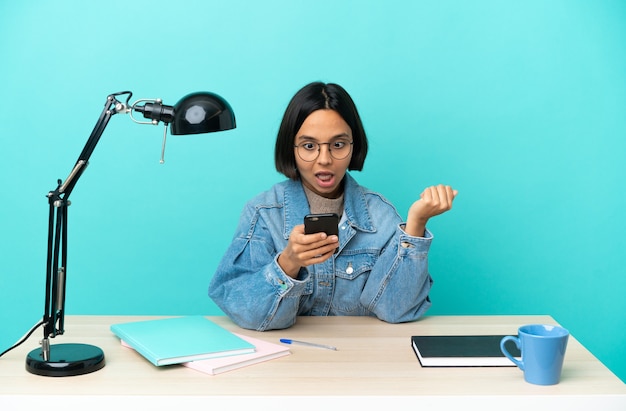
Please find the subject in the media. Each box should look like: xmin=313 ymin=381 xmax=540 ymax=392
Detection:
xmin=302 ymin=183 xmax=345 ymax=216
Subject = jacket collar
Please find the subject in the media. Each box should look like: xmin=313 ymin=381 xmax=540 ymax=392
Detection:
xmin=282 ymin=173 xmax=375 ymax=238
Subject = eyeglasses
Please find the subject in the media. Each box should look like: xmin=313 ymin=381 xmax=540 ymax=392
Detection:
xmin=294 ymin=140 xmax=354 ymax=162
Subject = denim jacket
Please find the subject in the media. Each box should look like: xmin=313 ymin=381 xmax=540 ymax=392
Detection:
xmin=208 ymin=173 xmax=434 ymax=331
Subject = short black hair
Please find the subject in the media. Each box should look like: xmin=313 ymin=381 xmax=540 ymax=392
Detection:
xmin=275 ymin=82 xmax=368 ymax=180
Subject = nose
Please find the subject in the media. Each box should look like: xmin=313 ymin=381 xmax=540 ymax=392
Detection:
xmin=317 ymin=143 xmax=332 ymax=163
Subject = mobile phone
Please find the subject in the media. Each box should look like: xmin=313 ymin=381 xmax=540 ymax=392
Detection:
xmin=304 ymin=213 xmax=339 ymax=236
xmin=304 ymin=213 xmax=339 ymax=253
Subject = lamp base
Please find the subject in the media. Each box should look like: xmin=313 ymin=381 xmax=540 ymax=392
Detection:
xmin=26 ymin=343 xmax=105 ymax=377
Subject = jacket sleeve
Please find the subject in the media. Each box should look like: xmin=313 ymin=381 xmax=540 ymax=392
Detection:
xmin=208 ymin=205 xmax=310 ymax=331
xmin=359 ymin=225 xmax=434 ymax=323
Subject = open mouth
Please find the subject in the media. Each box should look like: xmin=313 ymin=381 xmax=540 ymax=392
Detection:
xmin=315 ymin=172 xmax=335 ymax=188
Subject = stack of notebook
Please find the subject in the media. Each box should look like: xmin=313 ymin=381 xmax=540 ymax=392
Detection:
xmin=110 ymin=315 xmax=290 ymax=375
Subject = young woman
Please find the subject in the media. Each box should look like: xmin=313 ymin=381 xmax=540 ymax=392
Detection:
xmin=209 ymin=82 xmax=457 ymax=331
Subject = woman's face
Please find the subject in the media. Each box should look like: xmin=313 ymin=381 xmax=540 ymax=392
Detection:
xmin=294 ymin=109 xmax=353 ymax=199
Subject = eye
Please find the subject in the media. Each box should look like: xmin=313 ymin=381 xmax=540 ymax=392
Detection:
xmin=301 ymin=142 xmax=317 ymax=151
xmin=332 ymin=141 xmax=346 ymax=149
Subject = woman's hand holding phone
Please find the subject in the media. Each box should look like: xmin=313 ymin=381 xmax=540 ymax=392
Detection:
xmin=277 ymin=214 xmax=339 ymax=278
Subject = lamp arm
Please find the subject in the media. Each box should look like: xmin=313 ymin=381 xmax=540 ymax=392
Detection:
xmin=39 ymin=92 xmax=131 ymax=355
xmin=61 ymin=92 xmax=131 ymax=198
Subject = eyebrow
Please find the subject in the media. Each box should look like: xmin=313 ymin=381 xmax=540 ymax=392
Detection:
xmin=296 ymin=133 xmax=351 ymax=142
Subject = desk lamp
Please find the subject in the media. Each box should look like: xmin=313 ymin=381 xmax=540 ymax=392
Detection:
xmin=25 ymin=90 xmax=236 ymax=377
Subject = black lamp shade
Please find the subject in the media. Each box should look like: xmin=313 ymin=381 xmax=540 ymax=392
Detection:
xmin=170 ymin=92 xmax=236 ymax=135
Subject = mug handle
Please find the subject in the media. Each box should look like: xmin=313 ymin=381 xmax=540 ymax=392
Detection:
xmin=500 ymin=336 xmax=524 ymax=370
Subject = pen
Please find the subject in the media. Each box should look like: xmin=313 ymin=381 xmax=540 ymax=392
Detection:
xmin=279 ymin=338 xmax=338 ymax=351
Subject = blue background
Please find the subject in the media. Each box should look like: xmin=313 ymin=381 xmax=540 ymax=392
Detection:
xmin=1 ymin=1 xmax=624 ymax=383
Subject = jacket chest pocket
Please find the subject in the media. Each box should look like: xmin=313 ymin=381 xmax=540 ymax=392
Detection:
xmin=334 ymin=252 xmax=377 ymax=280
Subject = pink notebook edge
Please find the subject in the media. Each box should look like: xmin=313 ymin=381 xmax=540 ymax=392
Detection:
xmin=182 ymin=333 xmax=291 ymax=375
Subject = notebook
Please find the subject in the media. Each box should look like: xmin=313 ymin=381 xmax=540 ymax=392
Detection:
xmin=120 ymin=333 xmax=290 ymax=375
xmin=411 ymin=335 xmax=521 ymax=367
xmin=110 ymin=316 xmax=255 ymax=366
xmin=182 ymin=334 xmax=290 ymax=375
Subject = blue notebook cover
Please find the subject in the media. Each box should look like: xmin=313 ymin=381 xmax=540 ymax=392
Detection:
xmin=110 ymin=316 xmax=255 ymax=366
